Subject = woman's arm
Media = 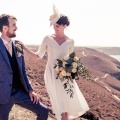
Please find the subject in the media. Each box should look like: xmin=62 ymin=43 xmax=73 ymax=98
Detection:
xmin=24 ymin=46 xmax=40 ymax=61
xmin=17 ymin=40 xmax=40 ymax=61
xmin=17 ymin=36 xmax=48 ymax=61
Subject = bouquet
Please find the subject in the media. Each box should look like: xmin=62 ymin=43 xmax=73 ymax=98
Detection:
xmin=54 ymin=52 xmax=92 ymax=98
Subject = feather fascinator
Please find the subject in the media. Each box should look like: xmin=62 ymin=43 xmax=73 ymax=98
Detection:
xmin=49 ymin=4 xmax=60 ymax=26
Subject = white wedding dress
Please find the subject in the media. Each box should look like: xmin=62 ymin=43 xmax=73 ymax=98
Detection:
xmin=36 ymin=35 xmax=89 ymax=120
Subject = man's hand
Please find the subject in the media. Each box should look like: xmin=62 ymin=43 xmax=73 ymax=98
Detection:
xmin=29 ymin=90 xmax=40 ymax=104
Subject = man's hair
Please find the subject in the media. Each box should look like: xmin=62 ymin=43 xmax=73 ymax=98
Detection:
xmin=0 ymin=14 xmax=17 ymax=32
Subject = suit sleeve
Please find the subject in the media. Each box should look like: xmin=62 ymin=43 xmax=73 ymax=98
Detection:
xmin=35 ymin=36 xmax=47 ymax=59
xmin=14 ymin=40 xmax=33 ymax=92
xmin=22 ymin=51 xmax=33 ymax=91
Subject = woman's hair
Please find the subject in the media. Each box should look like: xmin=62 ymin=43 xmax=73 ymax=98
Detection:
xmin=56 ymin=14 xmax=70 ymax=26
xmin=0 ymin=14 xmax=17 ymax=32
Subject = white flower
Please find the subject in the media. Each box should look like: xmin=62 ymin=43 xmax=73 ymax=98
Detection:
xmin=62 ymin=62 xmax=68 ymax=67
xmin=15 ymin=44 xmax=22 ymax=52
xmin=72 ymin=68 xmax=77 ymax=73
xmin=64 ymin=56 xmax=69 ymax=61
xmin=61 ymin=70 xmax=67 ymax=76
xmin=72 ymin=62 xmax=78 ymax=68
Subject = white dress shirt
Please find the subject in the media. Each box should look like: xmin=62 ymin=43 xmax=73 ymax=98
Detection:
xmin=0 ymin=37 xmax=12 ymax=50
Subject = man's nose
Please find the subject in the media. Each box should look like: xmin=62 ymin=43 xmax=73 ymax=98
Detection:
xmin=15 ymin=26 xmax=18 ymax=30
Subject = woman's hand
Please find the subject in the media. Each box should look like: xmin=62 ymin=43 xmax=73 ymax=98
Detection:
xmin=16 ymin=40 xmax=26 ymax=49
xmin=15 ymin=40 xmax=40 ymax=61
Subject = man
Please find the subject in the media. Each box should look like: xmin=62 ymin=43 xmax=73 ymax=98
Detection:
xmin=0 ymin=14 xmax=48 ymax=120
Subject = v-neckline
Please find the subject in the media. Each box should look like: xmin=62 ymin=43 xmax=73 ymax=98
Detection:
xmin=49 ymin=36 xmax=68 ymax=47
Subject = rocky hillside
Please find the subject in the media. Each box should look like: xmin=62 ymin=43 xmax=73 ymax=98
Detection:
xmin=9 ymin=46 xmax=120 ymax=120
xmin=88 ymin=47 xmax=120 ymax=55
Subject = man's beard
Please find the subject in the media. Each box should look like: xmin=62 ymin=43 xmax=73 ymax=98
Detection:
xmin=6 ymin=31 xmax=16 ymax=38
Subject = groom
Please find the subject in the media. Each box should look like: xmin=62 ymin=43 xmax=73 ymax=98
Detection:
xmin=0 ymin=14 xmax=48 ymax=120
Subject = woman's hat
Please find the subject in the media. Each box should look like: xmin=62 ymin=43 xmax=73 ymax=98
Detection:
xmin=49 ymin=4 xmax=60 ymax=26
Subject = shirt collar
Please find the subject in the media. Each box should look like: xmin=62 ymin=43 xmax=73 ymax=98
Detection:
xmin=0 ymin=37 xmax=12 ymax=46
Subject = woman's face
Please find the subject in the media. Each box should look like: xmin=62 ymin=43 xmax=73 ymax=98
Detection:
xmin=53 ymin=23 xmax=66 ymax=33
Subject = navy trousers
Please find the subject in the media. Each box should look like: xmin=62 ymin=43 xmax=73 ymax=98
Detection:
xmin=0 ymin=89 xmax=48 ymax=120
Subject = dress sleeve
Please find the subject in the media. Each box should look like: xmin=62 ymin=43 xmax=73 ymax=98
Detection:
xmin=35 ymin=36 xmax=47 ymax=59
xmin=69 ymin=39 xmax=74 ymax=54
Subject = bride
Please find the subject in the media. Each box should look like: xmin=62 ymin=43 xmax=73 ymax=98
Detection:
xmin=18 ymin=5 xmax=89 ymax=120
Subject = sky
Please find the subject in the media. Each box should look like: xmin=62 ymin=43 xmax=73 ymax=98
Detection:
xmin=0 ymin=0 xmax=120 ymax=47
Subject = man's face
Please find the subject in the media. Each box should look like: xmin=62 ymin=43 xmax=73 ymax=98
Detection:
xmin=6 ymin=18 xmax=17 ymax=38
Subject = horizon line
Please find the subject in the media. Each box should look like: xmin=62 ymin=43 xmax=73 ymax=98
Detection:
xmin=25 ymin=44 xmax=120 ymax=48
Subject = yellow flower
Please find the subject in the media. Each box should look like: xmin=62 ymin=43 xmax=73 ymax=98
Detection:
xmin=17 ymin=52 xmax=22 ymax=57
xmin=54 ymin=66 xmax=59 ymax=73
xmin=61 ymin=70 xmax=67 ymax=76
xmin=59 ymin=72 xmax=63 ymax=78
xmin=66 ymin=72 xmax=71 ymax=76
xmin=61 ymin=58 xmax=65 ymax=62
xmin=59 ymin=67 xmax=64 ymax=71
xmin=73 ymin=56 xmax=79 ymax=62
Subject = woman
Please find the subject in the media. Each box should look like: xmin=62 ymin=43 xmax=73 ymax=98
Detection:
xmin=18 ymin=14 xmax=89 ymax=120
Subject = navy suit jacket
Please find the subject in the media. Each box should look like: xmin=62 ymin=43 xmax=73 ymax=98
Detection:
xmin=0 ymin=38 xmax=33 ymax=104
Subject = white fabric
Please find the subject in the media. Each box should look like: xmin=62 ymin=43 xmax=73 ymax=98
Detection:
xmin=36 ymin=35 xmax=89 ymax=120
xmin=0 ymin=37 xmax=12 ymax=50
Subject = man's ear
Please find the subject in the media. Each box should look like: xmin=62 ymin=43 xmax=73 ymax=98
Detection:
xmin=2 ymin=26 xmax=8 ymax=32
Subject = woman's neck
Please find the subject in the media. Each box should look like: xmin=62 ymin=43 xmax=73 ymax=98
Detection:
xmin=54 ymin=33 xmax=65 ymax=38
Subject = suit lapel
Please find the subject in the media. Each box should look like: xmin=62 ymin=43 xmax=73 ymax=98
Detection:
xmin=12 ymin=40 xmax=21 ymax=65
xmin=12 ymin=41 xmax=18 ymax=58
xmin=0 ymin=38 xmax=12 ymax=69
